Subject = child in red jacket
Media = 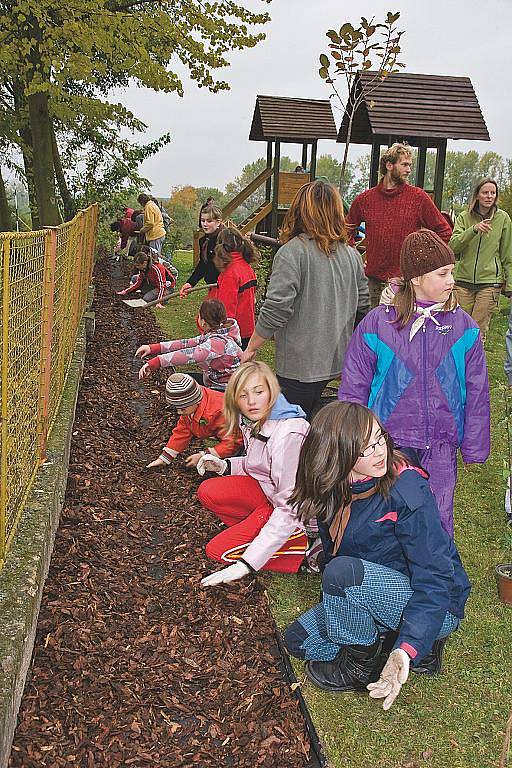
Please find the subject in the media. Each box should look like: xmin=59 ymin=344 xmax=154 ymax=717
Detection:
xmin=116 ymin=251 xmax=175 ymax=308
xmin=212 ymin=227 xmax=257 ymax=349
xmin=146 ymin=373 xmax=241 ymax=468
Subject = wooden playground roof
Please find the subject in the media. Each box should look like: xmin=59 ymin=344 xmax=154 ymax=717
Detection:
xmin=337 ymin=72 xmax=490 ymax=144
xmin=249 ymin=95 xmax=337 ymax=143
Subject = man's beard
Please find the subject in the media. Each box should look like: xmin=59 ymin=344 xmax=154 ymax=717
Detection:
xmin=390 ymin=167 xmax=407 ymax=185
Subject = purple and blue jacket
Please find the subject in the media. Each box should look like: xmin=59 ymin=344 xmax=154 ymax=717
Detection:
xmin=338 ymin=304 xmax=490 ymax=461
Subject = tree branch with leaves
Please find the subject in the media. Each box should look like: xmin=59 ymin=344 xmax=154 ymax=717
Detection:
xmin=319 ymin=11 xmax=405 ymax=192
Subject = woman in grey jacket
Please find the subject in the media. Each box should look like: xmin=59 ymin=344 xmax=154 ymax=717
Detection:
xmin=242 ymin=180 xmax=370 ymax=418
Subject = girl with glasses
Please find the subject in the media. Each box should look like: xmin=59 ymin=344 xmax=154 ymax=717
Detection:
xmin=284 ymin=401 xmax=470 ymax=709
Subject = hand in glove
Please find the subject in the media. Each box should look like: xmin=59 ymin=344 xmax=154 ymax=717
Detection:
xmin=367 ymin=648 xmax=410 ymax=710
xmin=200 ymin=561 xmax=250 ymax=587
xmin=196 ymin=454 xmax=227 ymax=476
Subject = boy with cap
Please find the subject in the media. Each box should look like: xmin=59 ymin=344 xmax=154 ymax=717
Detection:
xmin=339 ymin=229 xmax=490 ymax=537
xmin=147 ymin=373 xmax=242 ymax=469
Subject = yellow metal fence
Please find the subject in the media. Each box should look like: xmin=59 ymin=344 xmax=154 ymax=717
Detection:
xmin=0 ymin=205 xmax=98 ymax=565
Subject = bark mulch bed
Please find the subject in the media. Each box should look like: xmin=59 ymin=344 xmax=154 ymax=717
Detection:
xmin=9 ymin=258 xmax=313 ymax=768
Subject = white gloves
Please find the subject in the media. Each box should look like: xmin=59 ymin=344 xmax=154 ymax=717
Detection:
xmin=367 ymin=648 xmax=410 ymax=710
xmin=196 ymin=454 xmax=227 ymax=476
xmin=200 ymin=561 xmax=250 ymax=587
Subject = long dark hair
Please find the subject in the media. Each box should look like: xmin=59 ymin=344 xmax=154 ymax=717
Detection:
xmin=290 ymin=402 xmax=406 ymax=524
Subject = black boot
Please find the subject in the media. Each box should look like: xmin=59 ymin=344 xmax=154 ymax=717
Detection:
xmin=411 ymin=638 xmax=446 ymax=676
xmin=305 ymin=638 xmax=384 ymax=692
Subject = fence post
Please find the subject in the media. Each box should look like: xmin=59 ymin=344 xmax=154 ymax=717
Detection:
xmin=38 ymin=228 xmax=57 ymax=462
xmin=0 ymin=238 xmax=11 ymax=564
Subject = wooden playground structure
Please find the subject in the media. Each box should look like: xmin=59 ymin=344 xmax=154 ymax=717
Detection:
xmin=194 ymin=73 xmax=489 ymax=261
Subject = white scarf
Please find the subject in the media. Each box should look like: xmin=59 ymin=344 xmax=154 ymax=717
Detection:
xmin=408 ymin=302 xmax=446 ymax=340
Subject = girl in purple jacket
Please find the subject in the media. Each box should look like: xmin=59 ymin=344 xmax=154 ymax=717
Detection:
xmin=339 ymin=230 xmax=490 ymax=537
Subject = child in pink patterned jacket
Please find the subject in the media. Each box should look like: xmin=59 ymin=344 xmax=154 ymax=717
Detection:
xmin=135 ymin=299 xmax=242 ymax=390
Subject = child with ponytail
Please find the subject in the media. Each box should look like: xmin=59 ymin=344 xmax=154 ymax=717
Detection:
xmin=338 ymin=229 xmax=490 ymax=537
xmin=212 ymin=226 xmax=258 ymax=350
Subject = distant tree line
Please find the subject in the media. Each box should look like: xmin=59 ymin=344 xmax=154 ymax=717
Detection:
xmin=164 ymin=149 xmax=512 ymax=249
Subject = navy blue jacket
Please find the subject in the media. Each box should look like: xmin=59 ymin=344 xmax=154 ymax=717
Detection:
xmin=319 ymin=469 xmax=471 ymax=664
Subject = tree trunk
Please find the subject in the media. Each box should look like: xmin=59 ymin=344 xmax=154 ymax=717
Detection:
xmin=27 ymin=90 xmax=61 ymax=226
xmin=50 ymin=121 xmax=76 ymax=220
xmin=14 ymin=82 xmax=39 ymax=229
xmin=0 ymin=168 xmax=14 ymax=232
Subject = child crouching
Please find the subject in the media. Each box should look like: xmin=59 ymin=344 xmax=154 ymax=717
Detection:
xmin=146 ymin=373 xmax=242 ymax=469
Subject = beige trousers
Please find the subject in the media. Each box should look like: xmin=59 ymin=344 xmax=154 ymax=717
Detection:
xmin=454 ymin=284 xmax=501 ymax=342
xmin=367 ymin=276 xmax=388 ymax=308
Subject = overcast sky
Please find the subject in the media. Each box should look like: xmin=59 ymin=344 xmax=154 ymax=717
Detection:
xmin=114 ymin=0 xmax=511 ymax=197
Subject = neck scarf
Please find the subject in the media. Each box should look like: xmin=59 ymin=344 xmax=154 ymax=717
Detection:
xmin=329 ymin=485 xmax=378 ymax=556
xmin=408 ymin=302 xmax=447 ymax=340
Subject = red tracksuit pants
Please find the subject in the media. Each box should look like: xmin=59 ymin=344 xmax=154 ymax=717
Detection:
xmin=198 ymin=476 xmax=307 ymax=574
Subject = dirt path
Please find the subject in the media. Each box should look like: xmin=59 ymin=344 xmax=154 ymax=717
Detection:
xmin=9 ymin=259 xmax=311 ymax=768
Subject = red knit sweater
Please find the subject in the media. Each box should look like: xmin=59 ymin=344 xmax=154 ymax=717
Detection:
xmin=346 ymin=183 xmax=452 ymax=281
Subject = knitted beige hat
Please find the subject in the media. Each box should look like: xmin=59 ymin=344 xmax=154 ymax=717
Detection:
xmin=400 ymin=230 xmax=455 ymax=281
xmin=165 ymin=373 xmax=203 ymax=408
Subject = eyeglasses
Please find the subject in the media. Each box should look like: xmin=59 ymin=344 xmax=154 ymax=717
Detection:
xmin=359 ymin=433 xmax=387 ymax=458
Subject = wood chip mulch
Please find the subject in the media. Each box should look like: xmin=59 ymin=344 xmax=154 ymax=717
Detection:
xmin=9 ymin=258 xmax=311 ymax=767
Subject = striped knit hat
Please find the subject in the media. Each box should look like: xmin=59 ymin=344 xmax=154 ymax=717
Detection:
xmin=400 ymin=229 xmax=454 ymax=281
xmin=165 ymin=373 xmax=203 ymax=409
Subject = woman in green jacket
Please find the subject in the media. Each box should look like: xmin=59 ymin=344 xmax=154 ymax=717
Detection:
xmin=450 ymin=178 xmax=512 ymax=341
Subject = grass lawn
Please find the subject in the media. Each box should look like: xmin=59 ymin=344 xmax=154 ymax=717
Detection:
xmin=156 ymin=250 xmax=512 ymax=768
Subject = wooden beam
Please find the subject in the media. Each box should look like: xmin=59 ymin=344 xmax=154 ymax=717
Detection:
xmin=271 ymin=140 xmax=281 ymax=238
xmin=301 ymin=143 xmax=308 ymax=169
xmin=433 ymin=140 xmax=447 ymax=210
xmin=415 ymin=140 xmax=427 ymax=188
xmin=369 ymin=139 xmax=381 ymax=188
xmin=265 ymin=142 xmax=273 ymax=203
xmin=310 ymin=140 xmax=318 ymax=180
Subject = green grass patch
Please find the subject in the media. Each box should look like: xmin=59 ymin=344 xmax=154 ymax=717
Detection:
xmin=154 ymin=253 xmax=512 ymax=768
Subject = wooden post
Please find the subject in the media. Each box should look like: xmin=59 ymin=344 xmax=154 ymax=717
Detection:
xmin=270 ymin=140 xmax=281 ymax=239
xmin=301 ymin=143 xmax=308 ymax=170
xmin=38 ymin=228 xmax=57 ymax=461
xmin=415 ymin=140 xmax=427 ymax=189
xmin=369 ymin=139 xmax=381 ymax=188
xmin=265 ymin=142 xmax=273 ymax=202
xmin=433 ymin=140 xmax=447 ymax=210
xmin=0 ymin=238 xmax=11 ymax=563
xmin=310 ymin=141 xmax=318 ymax=180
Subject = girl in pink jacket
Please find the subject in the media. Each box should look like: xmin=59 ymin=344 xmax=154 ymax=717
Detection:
xmin=196 ymin=361 xmax=309 ymax=585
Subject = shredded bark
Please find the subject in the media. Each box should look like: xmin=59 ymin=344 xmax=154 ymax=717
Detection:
xmin=9 ymin=258 xmax=311 ymax=767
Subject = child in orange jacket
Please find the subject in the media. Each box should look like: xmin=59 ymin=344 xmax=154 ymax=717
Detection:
xmin=147 ymin=373 xmax=242 ymax=469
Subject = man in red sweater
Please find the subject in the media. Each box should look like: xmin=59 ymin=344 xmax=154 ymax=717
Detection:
xmin=346 ymin=143 xmax=452 ymax=306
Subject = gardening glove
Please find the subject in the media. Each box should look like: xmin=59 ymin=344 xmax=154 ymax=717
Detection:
xmin=135 ymin=345 xmax=151 ymax=358
xmin=367 ymin=648 xmax=410 ymax=711
xmin=196 ymin=454 xmax=227 ymax=476
xmin=200 ymin=561 xmax=250 ymax=587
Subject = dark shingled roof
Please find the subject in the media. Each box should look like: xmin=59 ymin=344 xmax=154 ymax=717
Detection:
xmin=249 ymin=95 xmax=337 ymax=143
xmin=337 ymin=72 xmax=490 ymax=144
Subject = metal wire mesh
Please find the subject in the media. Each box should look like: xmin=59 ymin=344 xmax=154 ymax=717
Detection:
xmin=0 ymin=205 xmax=98 ymax=564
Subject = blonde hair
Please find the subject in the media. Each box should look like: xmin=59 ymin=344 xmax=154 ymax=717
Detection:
xmin=468 ymin=178 xmax=498 ymax=217
xmin=223 ymin=361 xmax=280 ymax=436
xmin=280 ymin=180 xmax=348 ymax=255
xmin=379 ymin=143 xmax=412 ymax=178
